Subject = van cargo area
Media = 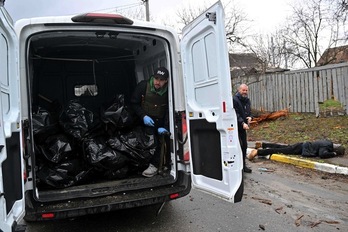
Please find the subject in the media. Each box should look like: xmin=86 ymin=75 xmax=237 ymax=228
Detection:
xmin=22 ymin=29 xmax=187 ymax=212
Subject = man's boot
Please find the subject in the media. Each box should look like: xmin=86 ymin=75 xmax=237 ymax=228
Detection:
xmin=243 ymin=158 xmax=252 ymax=173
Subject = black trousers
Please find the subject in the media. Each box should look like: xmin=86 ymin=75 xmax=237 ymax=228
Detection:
xmin=257 ymin=142 xmax=303 ymax=156
xmin=238 ymin=129 xmax=248 ymax=161
xmin=144 ymin=125 xmax=169 ymax=168
xmin=150 ymin=134 xmax=170 ymax=167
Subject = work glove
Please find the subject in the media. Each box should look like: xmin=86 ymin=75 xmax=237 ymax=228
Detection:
xmin=157 ymin=127 xmax=169 ymax=135
xmin=143 ymin=115 xmax=155 ymax=127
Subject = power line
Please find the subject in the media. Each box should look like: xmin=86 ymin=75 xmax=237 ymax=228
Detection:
xmin=85 ymin=1 xmax=142 ymax=14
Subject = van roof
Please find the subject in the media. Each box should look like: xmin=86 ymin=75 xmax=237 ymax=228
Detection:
xmin=15 ymin=13 xmax=178 ymax=35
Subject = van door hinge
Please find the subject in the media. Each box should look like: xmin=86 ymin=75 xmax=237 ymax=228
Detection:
xmin=206 ymin=12 xmax=216 ymax=24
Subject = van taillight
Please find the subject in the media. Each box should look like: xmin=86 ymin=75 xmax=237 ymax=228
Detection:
xmin=181 ymin=112 xmax=190 ymax=161
xmin=23 ymin=169 xmax=27 ymax=183
xmin=169 ymin=193 xmax=179 ymax=199
xmin=41 ymin=213 xmax=55 ymax=219
xmin=71 ymin=13 xmax=134 ymax=25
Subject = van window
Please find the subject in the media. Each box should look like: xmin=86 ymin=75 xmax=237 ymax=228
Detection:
xmin=0 ymin=34 xmax=10 ymax=114
xmin=74 ymin=84 xmax=98 ymax=97
xmin=0 ymin=35 xmax=9 ymax=86
xmin=192 ymin=33 xmax=218 ymax=83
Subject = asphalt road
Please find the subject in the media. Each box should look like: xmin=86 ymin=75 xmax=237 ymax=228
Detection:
xmin=24 ymin=160 xmax=348 ymax=232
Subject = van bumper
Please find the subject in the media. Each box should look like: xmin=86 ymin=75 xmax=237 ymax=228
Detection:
xmin=24 ymin=171 xmax=191 ymax=221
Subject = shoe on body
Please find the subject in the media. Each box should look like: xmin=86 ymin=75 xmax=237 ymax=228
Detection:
xmin=255 ymin=141 xmax=262 ymax=149
xmin=246 ymin=149 xmax=258 ymax=161
xmin=142 ymin=163 xmax=158 ymax=177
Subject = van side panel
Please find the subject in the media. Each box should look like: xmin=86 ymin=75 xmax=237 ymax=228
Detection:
xmin=2 ymin=132 xmax=22 ymax=214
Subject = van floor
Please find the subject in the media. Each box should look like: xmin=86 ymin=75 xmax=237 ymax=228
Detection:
xmin=37 ymin=171 xmax=175 ymax=202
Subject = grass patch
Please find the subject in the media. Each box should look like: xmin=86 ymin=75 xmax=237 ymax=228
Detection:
xmin=319 ymin=99 xmax=342 ymax=109
xmin=248 ymin=113 xmax=348 ymax=155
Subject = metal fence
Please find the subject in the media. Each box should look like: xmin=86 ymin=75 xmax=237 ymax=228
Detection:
xmin=232 ymin=62 xmax=348 ymax=115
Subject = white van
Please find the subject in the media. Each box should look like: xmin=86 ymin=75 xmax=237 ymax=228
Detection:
xmin=0 ymin=1 xmax=243 ymax=231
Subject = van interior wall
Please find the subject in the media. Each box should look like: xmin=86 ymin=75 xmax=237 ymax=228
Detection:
xmin=32 ymin=57 xmax=136 ymax=114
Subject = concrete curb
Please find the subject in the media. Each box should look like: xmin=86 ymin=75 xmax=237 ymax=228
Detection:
xmin=269 ymin=154 xmax=348 ymax=175
xmin=247 ymin=142 xmax=348 ymax=176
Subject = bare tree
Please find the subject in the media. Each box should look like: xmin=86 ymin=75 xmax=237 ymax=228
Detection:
xmin=222 ymin=1 xmax=249 ymax=46
xmin=332 ymin=0 xmax=348 ymax=21
xmin=176 ymin=4 xmax=206 ymax=27
xmin=330 ymin=0 xmax=348 ymax=41
xmin=279 ymin=0 xmax=347 ymax=68
xmin=175 ymin=0 xmax=249 ymax=50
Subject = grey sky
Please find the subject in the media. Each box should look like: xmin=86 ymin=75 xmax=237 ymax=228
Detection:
xmin=4 ymin=0 xmax=289 ymax=34
xmin=4 ymin=0 xmax=187 ymax=22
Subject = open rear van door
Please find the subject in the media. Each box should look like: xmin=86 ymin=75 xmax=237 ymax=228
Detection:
xmin=181 ymin=1 xmax=243 ymax=202
xmin=0 ymin=1 xmax=26 ymax=231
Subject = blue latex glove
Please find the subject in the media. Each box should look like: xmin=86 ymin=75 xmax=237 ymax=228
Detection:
xmin=157 ymin=127 xmax=169 ymax=135
xmin=143 ymin=115 xmax=154 ymax=127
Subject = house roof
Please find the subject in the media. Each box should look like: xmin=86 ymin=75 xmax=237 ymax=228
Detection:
xmin=317 ymin=45 xmax=348 ymax=66
xmin=229 ymin=53 xmax=260 ymax=68
xmin=229 ymin=53 xmax=262 ymax=77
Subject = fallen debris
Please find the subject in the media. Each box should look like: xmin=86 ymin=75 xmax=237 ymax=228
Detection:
xmin=275 ymin=206 xmax=283 ymax=214
xmin=251 ymin=196 xmax=272 ymax=205
xmin=251 ymin=108 xmax=289 ymax=125
xmin=258 ymin=167 xmax=275 ymax=172
xmin=310 ymin=219 xmax=340 ymax=228
xmin=310 ymin=221 xmax=322 ymax=228
xmin=259 ymin=224 xmax=265 ymax=230
xmin=295 ymin=215 xmax=304 ymax=227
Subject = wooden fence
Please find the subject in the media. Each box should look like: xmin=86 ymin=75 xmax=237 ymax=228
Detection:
xmin=232 ymin=62 xmax=348 ymax=116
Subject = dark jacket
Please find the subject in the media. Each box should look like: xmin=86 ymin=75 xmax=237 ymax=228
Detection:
xmin=130 ymin=79 xmax=168 ymax=128
xmin=302 ymin=140 xmax=335 ymax=158
xmin=233 ymin=92 xmax=252 ymax=131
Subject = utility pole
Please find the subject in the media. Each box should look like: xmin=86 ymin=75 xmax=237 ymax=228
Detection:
xmin=141 ymin=0 xmax=150 ymax=21
xmin=271 ymin=37 xmax=275 ymax=67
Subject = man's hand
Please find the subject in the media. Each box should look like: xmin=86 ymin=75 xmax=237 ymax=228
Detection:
xmin=158 ymin=127 xmax=169 ymax=135
xmin=143 ymin=115 xmax=155 ymax=127
xmin=246 ymin=117 xmax=252 ymax=124
xmin=243 ymin=122 xmax=250 ymax=130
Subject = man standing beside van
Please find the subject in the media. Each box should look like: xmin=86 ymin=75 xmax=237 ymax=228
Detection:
xmin=233 ymin=84 xmax=253 ymax=173
xmin=131 ymin=67 xmax=170 ymax=177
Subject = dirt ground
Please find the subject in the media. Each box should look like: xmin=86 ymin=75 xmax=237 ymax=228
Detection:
xmin=248 ymin=112 xmax=348 ymax=156
xmin=245 ymin=157 xmax=348 ymax=230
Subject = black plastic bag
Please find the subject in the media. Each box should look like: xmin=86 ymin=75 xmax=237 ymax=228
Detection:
xmin=32 ymin=108 xmax=61 ymax=144
xmin=101 ymin=95 xmax=134 ymax=132
xmin=59 ymin=100 xmax=94 ymax=140
xmin=83 ymin=137 xmax=129 ymax=171
xmin=37 ymin=134 xmax=73 ymax=163
xmin=103 ymin=166 xmax=129 ymax=180
xmin=108 ymin=126 xmax=156 ymax=165
xmin=32 ymin=108 xmax=51 ymax=134
xmin=36 ymin=159 xmax=92 ymax=188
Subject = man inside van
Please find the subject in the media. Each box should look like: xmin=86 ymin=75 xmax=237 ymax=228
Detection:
xmin=131 ymin=67 xmax=170 ymax=177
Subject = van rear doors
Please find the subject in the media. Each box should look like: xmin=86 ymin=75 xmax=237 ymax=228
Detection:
xmin=0 ymin=1 xmax=25 ymax=231
xmin=181 ymin=1 xmax=243 ymax=202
